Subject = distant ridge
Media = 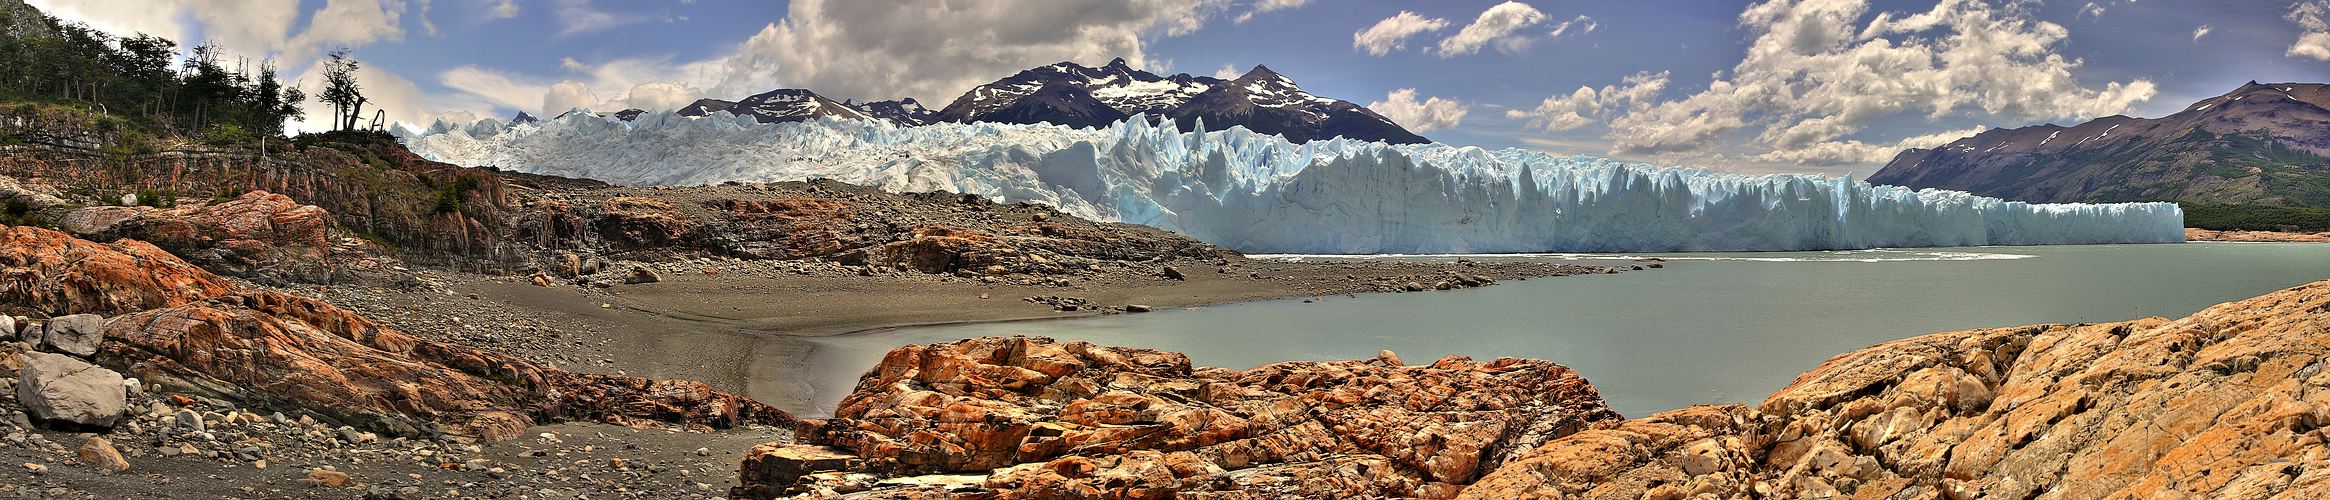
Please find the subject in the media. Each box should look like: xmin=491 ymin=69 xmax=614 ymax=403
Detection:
xmin=1869 ymin=81 xmax=2330 ymax=208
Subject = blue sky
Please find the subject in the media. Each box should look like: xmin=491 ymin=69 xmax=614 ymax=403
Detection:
xmin=29 ymin=0 xmax=2330 ymax=176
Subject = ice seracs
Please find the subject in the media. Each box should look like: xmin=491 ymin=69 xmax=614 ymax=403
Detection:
xmin=404 ymin=112 xmax=2185 ymax=254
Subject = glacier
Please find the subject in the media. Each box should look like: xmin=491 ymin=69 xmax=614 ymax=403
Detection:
xmin=402 ymin=111 xmax=2186 ymax=254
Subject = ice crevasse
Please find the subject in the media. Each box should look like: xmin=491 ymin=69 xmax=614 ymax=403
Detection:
xmin=403 ymin=111 xmax=2186 ymax=254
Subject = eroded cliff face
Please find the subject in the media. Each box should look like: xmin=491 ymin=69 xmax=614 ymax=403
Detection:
xmin=1466 ymin=279 xmax=2330 ymax=499
xmin=744 ymin=279 xmax=2330 ymax=498
xmin=0 ymin=226 xmax=790 ymax=441
xmin=742 ymin=336 xmax=1619 ymax=498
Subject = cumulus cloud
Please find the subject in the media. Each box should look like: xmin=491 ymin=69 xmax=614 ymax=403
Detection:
xmin=683 ymin=0 xmax=1229 ymax=103
xmin=625 ymin=82 xmax=700 ymax=111
xmin=282 ymin=0 xmax=410 ymax=63
xmin=1352 ymin=11 xmax=1448 ymax=56
xmin=490 ymin=0 xmax=518 ymax=19
xmin=542 ymin=80 xmax=601 ymax=116
xmin=2191 ymin=24 xmax=2209 ymax=42
xmin=1234 ymin=0 xmax=1309 ymax=23
xmin=1506 ymin=71 xmax=1667 ymax=132
xmin=1368 ymin=88 xmax=1467 ymax=132
xmin=1436 ymin=1 xmax=1547 ymax=57
xmin=1530 ymin=0 xmax=2154 ymax=166
xmin=2290 ymin=1 xmax=2330 ymax=60
xmin=1213 ymin=64 xmax=1241 ymax=80
xmin=26 ymin=0 xmax=301 ymax=57
xmin=1751 ymin=126 xmax=1988 ymax=165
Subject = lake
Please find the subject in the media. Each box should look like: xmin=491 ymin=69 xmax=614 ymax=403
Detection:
xmin=796 ymin=242 xmax=2330 ymax=418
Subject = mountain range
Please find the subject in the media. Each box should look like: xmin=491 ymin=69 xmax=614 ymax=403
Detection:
xmin=565 ymin=59 xmax=1426 ymax=144
xmin=1869 ymin=82 xmax=2330 ymax=209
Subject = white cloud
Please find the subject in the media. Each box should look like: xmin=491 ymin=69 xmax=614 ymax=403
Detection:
xmin=2290 ymin=1 xmax=2330 ymax=60
xmin=490 ymin=0 xmax=518 ymax=19
xmin=2191 ymin=24 xmax=2209 ymax=42
xmin=1751 ymin=126 xmax=1987 ymax=165
xmin=1546 ymin=0 xmax=2154 ymax=167
xmin=416 ymin=0 xmax=438 ymax=36
xmin=625 ymin=82 xmax=699 ymax=112
xmin=26 ymin=0 xmax=300 ymax=57
xmin=683 ymin=0 xmax=1231 ymax=103
xmin=23 ymin=0 xmax=191 ymax=44
xmin=1506 ymin=71 xmax=1667 ymax=132
xmin=1352 ymin=11 xmax=1448 ymax=56
xmin=1547 ymin=15 xmax=1596 ymax=39
xmin=1435 ymin=1 xmax=1547 ymax=57
xmin=1233 ymin=0 xmax=1309 ymax=23
xmin=1213 ymin=64 xmax=1241 ymax=80
xmin=288 ymin=60 xmax=494 ymax=133
xmin=553 ymin=0 xmax=636 ymax=37
xmin=2079 ymin=2 xmax=2105 ymax=19
xmin=282 ymin=0 xmax=409 ymax=63
xmin=1368 ymin=88 xmax=1467 ymax=132
xmin=439 ymin=65 xmax=545 ymax=111
xmin=542 ymin=80 xmax=601 ymax=116
xmin=442 ymin=61 xmax=698 ymax=115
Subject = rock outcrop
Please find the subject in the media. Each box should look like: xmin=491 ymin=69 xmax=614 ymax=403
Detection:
xmin=1465 ymin=279 xmax=2330 ymax=499
xmin=0 ymin=226 xmax=789 ymax=440
xmin=740 ymin=336 xmax=1619 ymax=498
xmin=517 ymin=180 xmax=1235 ymax=277
xmin=54 ymin=191 xmax=366 ymax=284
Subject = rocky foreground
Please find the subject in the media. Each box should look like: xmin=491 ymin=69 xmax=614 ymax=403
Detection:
xmin=739 ymin=278 xmax=2330 ymax=498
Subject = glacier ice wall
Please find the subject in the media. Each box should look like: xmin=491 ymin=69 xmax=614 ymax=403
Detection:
xmin=403 ymin=111 xmax=2185 ymax=253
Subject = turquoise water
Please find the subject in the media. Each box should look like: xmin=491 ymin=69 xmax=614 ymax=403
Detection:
xmin=799 ymin=243 xmax=2330 ymax=418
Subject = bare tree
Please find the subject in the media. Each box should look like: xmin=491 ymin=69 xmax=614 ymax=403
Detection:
xmin=316 ymin=48 xmax=367 ymax=131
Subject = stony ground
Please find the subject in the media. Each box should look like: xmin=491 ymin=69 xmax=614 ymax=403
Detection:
xmin=0 ymin=335 xmax=787 ymax=499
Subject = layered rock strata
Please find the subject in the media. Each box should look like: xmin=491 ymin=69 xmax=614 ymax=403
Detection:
xmin=740 ymin=336 xmax=1618 ymax=498
xmin=0 ymin=226 xmax=790 ymax=441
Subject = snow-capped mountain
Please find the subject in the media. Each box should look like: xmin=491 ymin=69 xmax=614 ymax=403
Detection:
xmin=1169 ymin=65 xmax=1426 ymax=144
xmin=931 ymin=59 xmax=1425 ymax=144
xmin=404 ymin=114 xmax=2183 ymax=253
xmin=509 ymin=111 xmax=538 ymax=126
xmin=675 ymin=89 xmax=876 ymax=124
xmin=845 ymin=98 xmax=934 ymax=126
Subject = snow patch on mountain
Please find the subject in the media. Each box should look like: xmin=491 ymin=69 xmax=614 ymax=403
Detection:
xmin=404 ymin=112 xmax=2185 ymax=253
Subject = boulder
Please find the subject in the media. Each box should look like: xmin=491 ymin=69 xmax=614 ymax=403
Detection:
xmin=764 ymin=336 xmax=1618 ymax=498
xmin=76 ymin=436 xmax=128 ymax=472
xmin=733 ymin=443 xmax=863 ymax=497
xmin=15 ymin=351 xmax=126 ymax=428
xmin=622 ymin=265 xmax=661 ymax=284
xmin=36 ymin=314 xmax=104 ymax=357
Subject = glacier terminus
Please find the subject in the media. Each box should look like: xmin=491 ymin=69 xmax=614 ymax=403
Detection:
xmin=403 ymin=111 xmax=2187 ymax=254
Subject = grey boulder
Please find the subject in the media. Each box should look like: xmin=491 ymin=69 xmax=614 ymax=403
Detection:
xmin=37 ymin=314 xmax=105 ymax=357
xmin=15 ymin=352 xmax=126 ymax=428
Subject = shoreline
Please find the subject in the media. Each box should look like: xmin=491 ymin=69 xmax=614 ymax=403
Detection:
xmin=284 ymin=255 xmax=1630 ymax=416
xmin=2184 ymin=227 xmax=2330 ymax=243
